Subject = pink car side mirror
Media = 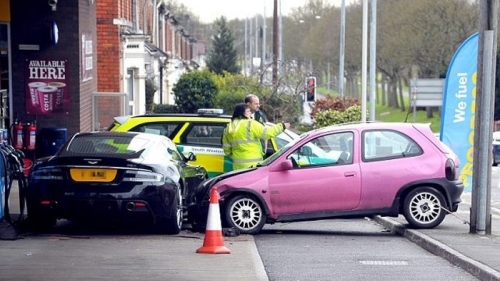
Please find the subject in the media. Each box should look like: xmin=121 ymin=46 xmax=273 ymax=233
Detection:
xmin=280 ymin=159 xmax=293 ymax=170
xmin=269 ymin=159 xmax=294 ymax=172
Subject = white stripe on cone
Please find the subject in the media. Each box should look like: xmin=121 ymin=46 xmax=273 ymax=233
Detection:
xmin=205 ymin=200 xmax=222 ymax=231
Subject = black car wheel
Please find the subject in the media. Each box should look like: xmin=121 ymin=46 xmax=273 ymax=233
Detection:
xmin=403 ymin=186 xmax=446 ymax=229
xmin=27 ymin=202 xmax=56 ymax=231
xmin=187 ymin=207 xmax=206 ymax=233
xmin=157 ymin=187 xmax=183 ymax=234
xmin=224 ymin=195 xmax=265 ymax=234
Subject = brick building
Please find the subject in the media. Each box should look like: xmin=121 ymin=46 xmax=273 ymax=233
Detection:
xmin=0 ymin=0 xmax=200 ymax=149
xmin=95 ymin=0 xmax=201 ymax=130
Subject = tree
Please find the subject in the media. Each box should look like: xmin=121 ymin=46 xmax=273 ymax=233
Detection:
xmin=172 ymin=71 xmax=218 ymax=113
xmin=379 ymin=0 xmax=476 ymax=116
xmin=210 ymin=71 xmax=253 ymax=115
xmin=206 ymin=17 xmax=240 ymax=75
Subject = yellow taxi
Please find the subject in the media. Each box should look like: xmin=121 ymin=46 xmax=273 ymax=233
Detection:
xmin=108 ymin=109 xmax=299 ymax=177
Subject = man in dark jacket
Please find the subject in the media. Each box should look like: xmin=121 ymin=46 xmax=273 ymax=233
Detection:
xmin=245 ymin=94 xmax=270 ymax=155
xmin=245 ymin=94 xmax=267 ymax=124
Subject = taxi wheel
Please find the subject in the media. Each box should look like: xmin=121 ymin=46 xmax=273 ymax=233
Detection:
xmin=224 ymin=195 xmax=265 ymax=235
xmin=403 ymin=186 xmax=446 ymax=229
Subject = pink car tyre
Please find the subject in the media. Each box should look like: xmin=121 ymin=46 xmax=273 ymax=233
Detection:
xmin=225 ymin=195 xmax=266 ymax=234
xmin=403 ymin=186 xmax=447 ymax=229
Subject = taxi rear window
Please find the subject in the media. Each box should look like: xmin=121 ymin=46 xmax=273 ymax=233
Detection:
xmin=129 ymin=123 xmax=183 ymax=139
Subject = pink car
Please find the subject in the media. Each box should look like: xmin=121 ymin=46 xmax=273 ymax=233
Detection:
xmin=189 ymin=122 xmax=464 ymax=234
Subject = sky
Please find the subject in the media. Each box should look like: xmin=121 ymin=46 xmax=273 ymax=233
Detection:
xmin=180 ymin=0 xmax=355 ymax=23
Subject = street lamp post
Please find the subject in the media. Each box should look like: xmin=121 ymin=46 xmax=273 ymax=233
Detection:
xmin=470 ymin=0 xmax=497 ymax=236
xmin=369 ymin=0 xmax=377 ymax=121
xmin=263 ymin=1 xmax=266 ymax=72
xmin=361 ymin=0 xmax=368 ymax=122
xmin=255 ymin=14 xmax=259 ymax=67
xmin=244 ymin=18 xmax=248 ymax=75
xmin=250 ymin=17 xmax=254 ymax=73
xmin=272 ymin=0 xmax=278 ymax=85
xmin=339 ymin=0 xmax=345 ymax=98
xmin=279 ymin=0 xmax=283 ymax=67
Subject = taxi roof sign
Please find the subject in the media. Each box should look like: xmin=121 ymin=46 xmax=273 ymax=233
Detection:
xmin=197 ymin=108 xmax=224 ymax=115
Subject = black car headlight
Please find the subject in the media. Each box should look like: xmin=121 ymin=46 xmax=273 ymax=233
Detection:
xmin=194 ymin=177 xmax=219 ymax=202
xmin=202 ymin=177 xmax=216 ymax=188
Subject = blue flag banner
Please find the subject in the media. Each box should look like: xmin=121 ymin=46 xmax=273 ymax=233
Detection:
xmin=440 ymin=32 xmax=478 ymax=191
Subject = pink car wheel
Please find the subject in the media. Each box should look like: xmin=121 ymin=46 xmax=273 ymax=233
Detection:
xmin=225 ymin=195 xmax=266 ymax=234
xmin=403 ymin=187 xmax=446 ymax=229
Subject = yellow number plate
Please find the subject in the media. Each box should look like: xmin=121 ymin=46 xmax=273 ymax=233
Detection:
xmin=70 ymin=169 xmax=117 ymax=182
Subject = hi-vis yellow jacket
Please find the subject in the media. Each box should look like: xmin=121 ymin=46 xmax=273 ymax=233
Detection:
xmin=222 ymin=118 xmax=285 ymax=170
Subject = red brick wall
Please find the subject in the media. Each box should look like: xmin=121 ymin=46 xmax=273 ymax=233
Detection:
xmin=97 ymin=0 xmax=120 ymax=93
xmin=95 ymin=0 xmax=158 ymax=129
xmin=96 ymin=0 xmax=124 ymax=129
xmin=176 ymin=32 xmax=181 ymax=58
xmin=166 ymin=20 xmax=173 ymax=53
xmin=181 ymin=37 xmax=185 ymax=60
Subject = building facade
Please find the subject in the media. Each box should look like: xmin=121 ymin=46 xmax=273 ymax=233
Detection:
xmin=0 ymin=0 xmax=200 ymax=142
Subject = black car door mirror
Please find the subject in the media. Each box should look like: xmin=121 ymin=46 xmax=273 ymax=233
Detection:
xmin=186 ymin=151 xmax=197 ymax=162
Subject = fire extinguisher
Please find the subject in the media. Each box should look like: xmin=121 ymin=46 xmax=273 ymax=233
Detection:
xmin=13 ymin=121 xmax=24 ymax=150
xmin=25 ymin=122 xmax=36 ymax=151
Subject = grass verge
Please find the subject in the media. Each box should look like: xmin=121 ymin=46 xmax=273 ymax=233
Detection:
xmin=375 ymin=103 xmax=441 ymax=133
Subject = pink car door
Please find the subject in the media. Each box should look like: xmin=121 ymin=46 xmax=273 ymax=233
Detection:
xmin=268 ymin=131 xmax=362 ymax=215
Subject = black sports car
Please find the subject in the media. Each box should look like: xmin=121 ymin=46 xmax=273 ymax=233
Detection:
xmin=26 ymin=131 xmax=208 ymax=234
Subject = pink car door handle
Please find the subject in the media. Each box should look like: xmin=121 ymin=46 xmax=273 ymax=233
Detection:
xmin=344 ymin=172 xmax=356 ymax=177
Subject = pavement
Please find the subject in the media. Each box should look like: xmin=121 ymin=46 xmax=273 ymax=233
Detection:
xmin=374 ymin=191 xmax=500 ymax=281
xmin=1 ymin=184 xmax=500 ymax=281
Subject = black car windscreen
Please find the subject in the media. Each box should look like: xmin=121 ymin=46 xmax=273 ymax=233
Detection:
xmin=59 ymin=135 xmax=148 ymax=159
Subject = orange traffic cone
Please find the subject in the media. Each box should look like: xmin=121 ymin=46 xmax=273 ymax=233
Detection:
xmin=196 ymin=186 xmax=231 ymax=254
